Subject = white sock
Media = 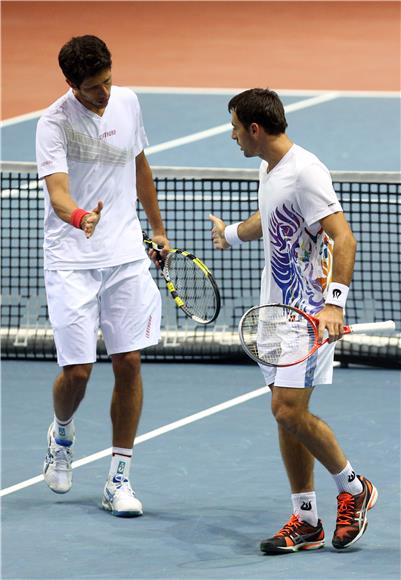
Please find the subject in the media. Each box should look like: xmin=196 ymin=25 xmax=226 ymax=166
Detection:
xmin=291 ymin=491 xmax=319 ymax=527
xmin=109 ymin=447 xmax=132 ymax=480
xmin=332 ymin=461 xmax=363 ymax=495
xmin=53 ymin=415 xmax=74 ymax=444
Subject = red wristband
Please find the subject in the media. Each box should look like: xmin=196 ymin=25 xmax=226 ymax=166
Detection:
xmin=70 ymin=208 xmax=90 ymax=229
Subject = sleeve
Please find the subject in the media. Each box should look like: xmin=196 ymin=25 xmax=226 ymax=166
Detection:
xmin=295 ymin=163 xmax=343 ymax=226
xmin=131 ymin=92 xmax=149 ymax=156
xmin=36 ymin=116 xmax=69 ymax=178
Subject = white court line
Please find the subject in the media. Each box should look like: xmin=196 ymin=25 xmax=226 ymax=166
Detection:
xmin=0 ymin=386 xmax=270 ymax=498
xmin=0 ymin=109 xmax=46 ymax=127
xmin=1 ymin=86 xmax=399 ymax=127
xmin=0 ymin=93 xmax=339 ymax=158
xmin=145 ymin=92 xmax=340 ymax=155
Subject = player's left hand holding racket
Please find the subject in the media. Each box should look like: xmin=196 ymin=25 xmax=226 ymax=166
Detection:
xmin=143 ymin=231 xmax=221 ymax=325
xmin=239 ymin=303 xmax=396 ymax=367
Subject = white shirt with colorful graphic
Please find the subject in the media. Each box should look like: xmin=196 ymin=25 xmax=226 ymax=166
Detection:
xmin=36 ymin=86 xmax=148 ymax=269
xmin=259 ymin=144 xmax=343 ymax=314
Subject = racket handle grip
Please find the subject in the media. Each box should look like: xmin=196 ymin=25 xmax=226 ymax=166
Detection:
xmin=347 ymin=320 xmax=396 ymax=333
xmin=144 ymin=238 xmax=164 ymax=252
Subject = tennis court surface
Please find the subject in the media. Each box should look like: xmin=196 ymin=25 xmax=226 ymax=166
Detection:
xmin=2 ymin=360 xmax=400 ymax=579
xmin=1 ymin=162 xmax=400 ymax=579
xmin=2 ymin=2 xmax=401 ymax=577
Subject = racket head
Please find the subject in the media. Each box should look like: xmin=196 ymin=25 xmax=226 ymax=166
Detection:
xmin=163 ymin=250 xmax=221 ymax=324
xmin=239 ymin=303 xmax=319 ymax=367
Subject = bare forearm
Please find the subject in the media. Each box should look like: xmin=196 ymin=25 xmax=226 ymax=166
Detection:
xmin=51 ymin=192 xmax=80 ymax=223
xmin=44 ymin=172 xmax=102 ymax=238
xmin=45 ymin=173 xmax=79 ymax=223
xmin=238 ymin=211 xmax=263 ymax=241
xmin=320 ymin=212 xmax=357 ymax=286
xmin=331 ymin=232 xmax=357 ymax=286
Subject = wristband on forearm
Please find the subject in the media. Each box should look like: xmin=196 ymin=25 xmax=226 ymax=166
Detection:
xmin=325 ymin=282 xmax=349 ymax=308
xmin=70 ymin=208 xmax=90 ymax=229
xmin=224 ymin=222 xmax=244 ymax=247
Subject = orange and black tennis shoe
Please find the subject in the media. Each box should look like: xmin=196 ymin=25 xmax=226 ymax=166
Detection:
xmin=260 ymin=514 xmax=325 ymax=554
xmin=332 ymin=475 xmax=378 ymax=550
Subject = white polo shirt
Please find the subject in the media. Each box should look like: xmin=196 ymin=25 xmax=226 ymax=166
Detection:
xmin=36 ymin=86 xmax=149 ymax=269
xmin=258 ymin=144 xmax=343 ymax=314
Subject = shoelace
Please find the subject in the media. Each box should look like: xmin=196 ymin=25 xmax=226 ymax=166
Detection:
xmin=276 ymin=514 xmax=303 ymax=536
xmin=112 ymin=475 xmax=135 ymax=497
xmin=336 ymin=493 xmax=356 ymax=525
xmin=52 ymin=446 xmax=72 ymax=471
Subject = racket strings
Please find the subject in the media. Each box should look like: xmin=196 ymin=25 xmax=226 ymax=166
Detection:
xmin=165 ymin=253 xmax=218 ymax=321
xmin=241 ymin=306 xmax=316 ymax=366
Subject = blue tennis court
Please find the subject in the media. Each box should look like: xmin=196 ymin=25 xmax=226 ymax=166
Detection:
xmin=2 ymin=90 xmax=401 ymax=171
xmin=1 ymin=86 xmax=401 ymax=580
xmin=2 ymin=360 xmax=400 ymax=579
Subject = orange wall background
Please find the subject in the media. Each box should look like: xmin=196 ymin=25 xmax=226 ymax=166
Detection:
xmin=2 ymin=1 xmax=400 ymax=119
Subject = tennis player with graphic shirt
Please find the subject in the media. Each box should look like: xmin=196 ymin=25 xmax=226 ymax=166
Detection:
xmin=36 ymin=35 xmax=169 ymax=517
xmin=209 ymin=89 xmax=377 ymax=553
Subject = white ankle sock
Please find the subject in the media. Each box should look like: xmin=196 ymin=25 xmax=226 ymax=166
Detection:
xmin=291 ymin=491 xmax=318 ymax=526
xmin=109 ymin=447 xmax=132 ymax=480
xmin=53 ymin=415 xmax=74 ymax=444
xmin=332 ymin=461 xmax=363 ymax=495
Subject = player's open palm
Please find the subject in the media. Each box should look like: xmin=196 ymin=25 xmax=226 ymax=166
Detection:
xmin=82 ymin=201 xmax=104 ymax=238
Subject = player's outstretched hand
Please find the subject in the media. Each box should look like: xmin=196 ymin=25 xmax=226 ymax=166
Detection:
xmin=209 ymin=214 xmax=230 ymax=250
xmin=82 ymin=201 xmax=103 ymax=238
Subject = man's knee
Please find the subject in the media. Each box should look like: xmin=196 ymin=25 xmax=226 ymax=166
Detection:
xmin=272 ymin=402 xmax=301 ymax=433
xmin=112 ymin=351 xmax=141 ymax=381
xmin=271 ymin=389 xmax=310 ymax=434
xmin=63 ymin=363 xmax=92 ymax=388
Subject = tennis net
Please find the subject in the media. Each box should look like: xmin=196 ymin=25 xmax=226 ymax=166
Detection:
xmin=1 ymin=162 xmax=400 ymax=368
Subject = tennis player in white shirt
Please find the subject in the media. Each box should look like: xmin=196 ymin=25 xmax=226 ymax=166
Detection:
xmin=36 ymin=35 xmax=169 ymax=517
xmin=210 ymin=88 xmax=377 ymax=553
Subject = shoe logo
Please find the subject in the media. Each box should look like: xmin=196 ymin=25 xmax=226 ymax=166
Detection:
xmin=301 ymin=501 xmax=312 ymax=511
xmin=348 ymin=471 xmax=356 ymax=482
xmin=59 ymin=427 xmax=66 ymax=436
xmin=332 ymin=289 xmax=342 ymax=299
xmin=112 ymin=474 xmax=128 ymax=488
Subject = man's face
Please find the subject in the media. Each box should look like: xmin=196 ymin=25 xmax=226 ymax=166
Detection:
xmin=230 ymin=110 xmax=258 ymax=158
xmin=69 ymin=68 xmax=112 ymax=112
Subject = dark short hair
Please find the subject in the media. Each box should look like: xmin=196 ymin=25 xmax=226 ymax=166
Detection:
xmin=228 ymin=89 xmax=287 ymax=135
xmin=58 ymin=35 xmax=112 ymax=87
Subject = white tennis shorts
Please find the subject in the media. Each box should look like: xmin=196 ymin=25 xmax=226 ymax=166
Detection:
xmin=258 ymin=341 xmax=336 ymax=388
xmin=45 ymin=259 xmax=161 ymax=366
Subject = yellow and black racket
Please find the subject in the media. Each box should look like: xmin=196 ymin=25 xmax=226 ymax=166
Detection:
xmin=143 ymin=232 xmax=221 ymax=325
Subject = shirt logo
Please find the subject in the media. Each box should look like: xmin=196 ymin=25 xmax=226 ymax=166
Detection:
xmin=99 ymin=129 xmax=117 ymax=140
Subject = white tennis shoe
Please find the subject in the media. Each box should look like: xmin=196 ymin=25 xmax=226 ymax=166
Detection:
xmin=102 ymin=475 xmax=143 ymax=517
xmin=43 ymin=423 xmax=74 ymax=494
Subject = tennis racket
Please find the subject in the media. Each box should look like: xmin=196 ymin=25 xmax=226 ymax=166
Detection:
xmin=143 ymin=232 xmax=221 ymax=325
xmin=239 ymin=303 xmax=395 ymax=367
